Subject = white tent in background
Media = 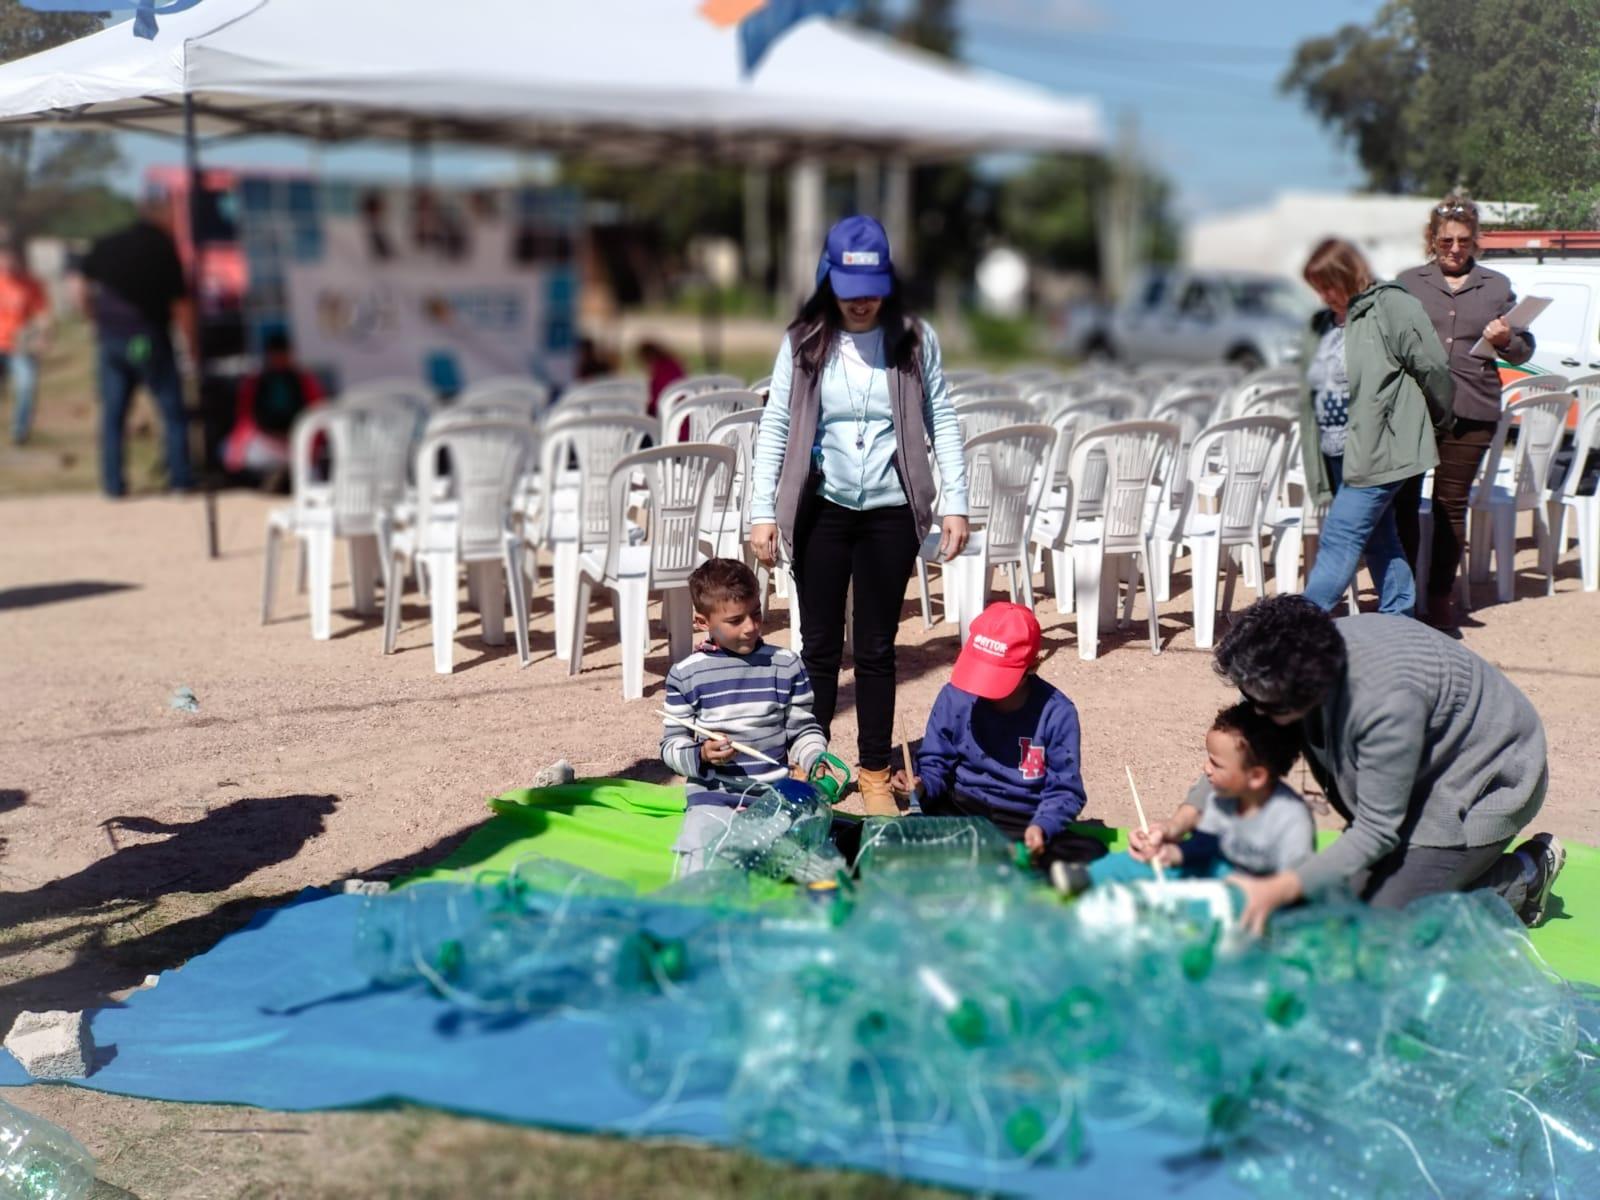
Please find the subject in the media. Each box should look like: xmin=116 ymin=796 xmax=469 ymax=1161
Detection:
xmin=0 ymin=0 xmax=1102 ymax=295
xmin=0 ymin=0 xmax=1101 ymax=158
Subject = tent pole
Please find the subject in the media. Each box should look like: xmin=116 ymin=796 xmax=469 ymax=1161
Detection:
xmin=184 ymin=92 xmax=219 ymax=560
xmin=883 ymin=155 xmax=912 ymax=274
xmin=786 ymin=156 xmax=824 ymax=305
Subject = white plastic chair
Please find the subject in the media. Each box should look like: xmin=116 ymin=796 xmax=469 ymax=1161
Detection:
xmin=456 ymin=377 xmax=552 ymax=422
xmin=940 ymin=424 xmax=1055 ymax=645
xmin=700 ymin=409 xmax=764 ymax=560
xmin=262 ymin=404 xmax=415 ymax=640
xmin=1554 ymin=402 xmax=1600 ymax=592
xmin=1042 ymin=388 xmax=1140 ymax=424
xmin=567 ymin=443 xmax=735 ymax=701
xmin=381 ymin=418 xmax=535 ymax=674
xmin=1002 ymin=365 xmax=1066 ymax=391
xmin=662 ymin=388 xmax=758 ymax=445
xmin=1565 ymin=373 xmax=1600 ymax=429
xmin=1167 ymin=417 xmax=1292 ymax=649
xmin=1236 ymin=384 xmax=1302 ymax=423
xmin=1460 ymin=392 xmax=1575 ymax=603
xmin=552 ymin=377 xmax=650 ymax=418
xmin=1501 ymin=375 xmax=1570 ymax=405
xmin=942 ymin=368 xmax=993 ymax=390
xmin=1056 ymin=420 xmax=1179 ymax=659
xmin=531 ymin=412 xmax=657 ymax=660
xmin=339 ymin=378 xmax=436 ymax=414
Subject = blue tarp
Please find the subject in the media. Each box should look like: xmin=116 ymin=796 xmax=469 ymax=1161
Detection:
xmin=0 ymin=890 xmax=1249 ymax=1198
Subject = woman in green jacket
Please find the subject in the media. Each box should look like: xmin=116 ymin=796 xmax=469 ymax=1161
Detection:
xmin=1298 ymin=238 xmax=1453 ymax=615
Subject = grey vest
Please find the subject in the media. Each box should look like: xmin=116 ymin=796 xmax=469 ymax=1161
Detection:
xmin=772 ymin=328 xmax=938 ymax=557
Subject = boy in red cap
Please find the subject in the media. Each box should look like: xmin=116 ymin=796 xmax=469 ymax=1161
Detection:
xmin=891 ymin=601 xmax=1094 ymax=867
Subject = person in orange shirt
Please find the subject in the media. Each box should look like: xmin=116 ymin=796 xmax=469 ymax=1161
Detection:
xmin=0 ymin=243 xmax=50 ymax=445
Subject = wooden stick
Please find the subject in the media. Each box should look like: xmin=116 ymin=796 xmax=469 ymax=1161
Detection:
xmin=899 ymin=718 xmax=915 ymax=781
xmin=656 ymin=709 xmax=782 ymax=766
xmin=1126 ymin=764 xmax=1167 ymax=884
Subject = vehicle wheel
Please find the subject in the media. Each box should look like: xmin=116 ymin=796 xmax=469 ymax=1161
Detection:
xmin=1228 ymin=347 xmax=1265 ymax=373
xmin=1085 ymin=337 xmax=1115 ymax=364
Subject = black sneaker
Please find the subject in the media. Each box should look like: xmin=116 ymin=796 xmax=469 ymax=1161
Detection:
xmin=1514 ymin=832 xmax=1565 ymax=927
xmin=1049 ymin=860 xmax=1092 ymax=897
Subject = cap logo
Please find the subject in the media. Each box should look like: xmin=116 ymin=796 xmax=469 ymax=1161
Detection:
xmin=972 ymin=634 xmax=1009 ymax=658
xmin=841 ymin=250 xmax=880 ymax=266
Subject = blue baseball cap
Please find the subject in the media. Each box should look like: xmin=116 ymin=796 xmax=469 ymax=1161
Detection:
xmin=816 ymin=215 xmax=894 ymax=300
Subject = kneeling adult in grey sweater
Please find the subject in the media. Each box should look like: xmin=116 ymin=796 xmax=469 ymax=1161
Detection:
xmin=1211 ymin=596 xmax=1560 ymax=932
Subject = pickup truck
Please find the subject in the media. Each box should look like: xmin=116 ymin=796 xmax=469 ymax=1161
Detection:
xmin=1060 ymin=268 xmax=1314 ymax=370
xmin=1481 ymin=234 xmax=1600 ymax=388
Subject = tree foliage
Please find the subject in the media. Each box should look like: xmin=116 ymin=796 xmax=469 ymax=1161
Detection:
xmin=1284 ymin=1 xmax=1600 ymax=225
xmin=0 ymin=5 xmax=126 ymax=243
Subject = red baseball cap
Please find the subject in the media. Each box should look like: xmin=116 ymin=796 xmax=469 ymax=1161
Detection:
xmin=951 ymin=602 xmax=1041 ymax=699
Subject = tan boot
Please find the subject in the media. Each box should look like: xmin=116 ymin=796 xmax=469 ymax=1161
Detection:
xmin=856 ymin=766 xmax=901 ymax=817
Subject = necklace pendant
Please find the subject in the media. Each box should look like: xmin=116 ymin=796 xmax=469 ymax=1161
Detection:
xmin=855 ymin=434 xmax=865 ymax=450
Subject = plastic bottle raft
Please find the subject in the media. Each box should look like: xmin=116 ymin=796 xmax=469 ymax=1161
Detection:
xmin=355 ymin=785 xmax=1600 ymax=1198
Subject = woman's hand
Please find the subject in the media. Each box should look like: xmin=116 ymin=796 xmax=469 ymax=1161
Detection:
xmin=1484 ymin=316 xmax=1513 ymax=349
xmin=937 ymin=515 xmax=970 ymax=562
xmin=1226 ymin=870 xmax=1305 ymax=936
xmin=750 ymin=522 xmax=779 ymax=568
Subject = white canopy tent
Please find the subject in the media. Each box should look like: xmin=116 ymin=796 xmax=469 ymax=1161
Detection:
xmin=0 ymin=0 xmax=1103 ymax=297
xmin=0 ymin=0 xmax=1102 ymax=160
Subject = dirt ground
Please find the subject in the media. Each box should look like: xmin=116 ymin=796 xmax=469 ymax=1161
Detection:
xmin=2 ymin=487 xmax=1598 ymax=1199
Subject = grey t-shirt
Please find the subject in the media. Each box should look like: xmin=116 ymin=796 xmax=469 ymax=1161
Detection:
xmin=1187 ymin=778 xmax=1315 ymax=876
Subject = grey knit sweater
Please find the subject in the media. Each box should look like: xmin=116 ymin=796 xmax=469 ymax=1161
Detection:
xmin=1294 ymin=614 xmax=1548 ymax=895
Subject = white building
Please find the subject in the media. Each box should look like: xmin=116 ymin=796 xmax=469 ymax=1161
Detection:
xmin=1184 ymin=191 xmax=1533 ymax=290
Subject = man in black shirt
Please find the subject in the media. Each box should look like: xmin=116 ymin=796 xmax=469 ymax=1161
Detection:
xmin=73 ymin=198 xmax=194 ymax=496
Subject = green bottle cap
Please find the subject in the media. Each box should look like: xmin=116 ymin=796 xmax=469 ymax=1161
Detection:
xmin=947 ymin=999 xmax=989 ymax=1048
xmin=1004 ymin=1106 xmax=1047 ymax=1154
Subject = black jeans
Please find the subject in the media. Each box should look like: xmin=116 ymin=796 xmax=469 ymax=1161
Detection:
xmin=793 ymin=499 xmax=920 ymax=771
xmin=1352 ymin=836 xmax=1526 ymax=911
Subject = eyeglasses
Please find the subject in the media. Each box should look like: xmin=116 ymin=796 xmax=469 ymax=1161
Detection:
xmin=1435 ymin=202 xmax=1474 ymax=216
xmin=1435 ymin=236 xmax=1475 ymax=248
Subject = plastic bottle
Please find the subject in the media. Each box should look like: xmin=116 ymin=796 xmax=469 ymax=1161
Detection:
xmin=711 ymin=780 xmax=842 ymax=883
xmin=0 ymin=1097 xmax=95 ymax=1200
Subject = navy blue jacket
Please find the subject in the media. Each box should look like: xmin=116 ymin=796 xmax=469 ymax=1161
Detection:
xmin=916 ymin=678 xmax=1087 ymax=837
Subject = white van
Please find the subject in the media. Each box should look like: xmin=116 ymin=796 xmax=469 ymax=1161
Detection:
xmin=1480 ymin=236 xmax=1600 ymax=381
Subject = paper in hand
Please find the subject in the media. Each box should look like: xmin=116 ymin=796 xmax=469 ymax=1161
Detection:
xmin=1470 ymin=295 xmax=1552 ymax=360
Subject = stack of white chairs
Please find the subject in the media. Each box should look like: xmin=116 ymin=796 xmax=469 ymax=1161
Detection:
xmin=566 ymin=444 xmax=735 ymax=701
xmin=1042 ymin=388 xmax=1141 ymax=426
xmin=455 ymin=377 xmax=552 ymax=423
xmin=952 ymin=396 xmax=1036 ymax=443
xmin=1566 ymin=373 xmax=1600 ymax=428
xmin=262 ymin=403 xmax=416 ymax=640
xmin=1156 ymin=417 xmax=1293 ymax=649
xmin=943 ymin=368 xmax=993 ymax=390
xmin=552 ymin=377 xmax=650 ymax=418
xmin=1554 ymin=401 xmax=1600 ymax=592
xmin=1049 ymin=421 xmax=1180 ymax=660
xmin=1002 ymin=365 xmax=1066 ymax=392
xmin=381 ymin=417 xmax=536 ymax=673
xmin=1132 ymin=362 xmax=1185 ymax=402
xmin=938 ymin=424 xmax=1056 ymax=645
xmin=1454 ymin=391 xmax=1575 ymax=605
xmin=1237 ymin=384 xmax=1302 ymax=423
xmin=662 ymin=388 xmax=759 ymax=445
xmin=950 ymin=381 xmax=1023 ymax=407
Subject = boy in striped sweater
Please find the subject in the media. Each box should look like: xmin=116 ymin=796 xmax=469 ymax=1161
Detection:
xmin=661 ymin=558 xmax=829 ymax=874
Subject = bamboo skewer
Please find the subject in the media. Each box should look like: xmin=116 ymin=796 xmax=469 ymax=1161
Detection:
xmin=656 ymin=709 xmax=782 ymax=766
xmin=1126 ymin=764 xmax=1167 ymax=884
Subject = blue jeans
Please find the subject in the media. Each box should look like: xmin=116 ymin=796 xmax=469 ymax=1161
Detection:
xmin=2 ymin=351 xmax=38 ymax=443
xmin=1304 ymin=454 xmax=1416 ymax=616
xmin=96 ymin=332 xmax=192 ymax=495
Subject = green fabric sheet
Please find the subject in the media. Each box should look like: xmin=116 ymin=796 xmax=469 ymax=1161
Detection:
xmin=400 ymin=779 xmax=1598 ymax=986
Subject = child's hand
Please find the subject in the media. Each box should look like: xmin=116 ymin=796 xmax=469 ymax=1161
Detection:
xmin=700 ymin=736 xmax=736 ymax=766
xmin=1023 ymin=825 xmax=1046 ymax=859
xmin=889 ymin=768 xmax=921 ymax=795
xmin=1156 ymin=843 xmax=1183 ymax=868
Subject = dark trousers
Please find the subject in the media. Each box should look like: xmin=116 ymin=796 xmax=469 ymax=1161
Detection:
xmin=1394 ymin=418 xmax=1498 ymax=599
xmin=793 ymin=499 xmax=920 ymax=771
xmin=922 ymin=788 xmax=1108 ymax=870
xmin=97 ymin=332 xmax=192 ymax=496
xmin=1352 ymin=836 xmax=1528 ymax=911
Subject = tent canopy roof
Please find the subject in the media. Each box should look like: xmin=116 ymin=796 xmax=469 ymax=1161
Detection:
xmin=0 ymin=0 xmax=1103 ymax=161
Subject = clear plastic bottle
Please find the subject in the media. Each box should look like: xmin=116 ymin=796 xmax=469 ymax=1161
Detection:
xmin=0 ymin=1098 xmax=95 ymax=1200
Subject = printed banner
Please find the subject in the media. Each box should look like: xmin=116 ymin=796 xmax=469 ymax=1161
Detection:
xmin=21 ymin=0 xmax=205 ymax=39
xmin=286 ymin=264 xmax=550 ymax=393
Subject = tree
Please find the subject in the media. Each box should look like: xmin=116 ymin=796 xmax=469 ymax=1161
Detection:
xmin=0 ymin=6 xmax=126 ymax=244
xmin=1283 ymin=1 xmax=1600 ymax=224
xmin=999 ymin=155 xmax=1178 ymax=279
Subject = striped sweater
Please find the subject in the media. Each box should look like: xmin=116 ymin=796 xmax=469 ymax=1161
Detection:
xmin=661 ymin=640 xmax=828 ymax=807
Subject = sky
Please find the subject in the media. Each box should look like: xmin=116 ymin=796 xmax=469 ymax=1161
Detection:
xmin=110 ymin=0 xmax=1390 ymax=220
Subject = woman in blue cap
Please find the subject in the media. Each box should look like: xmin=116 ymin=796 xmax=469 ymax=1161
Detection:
xmin=749 ymin=214 xmax=969 ymax=816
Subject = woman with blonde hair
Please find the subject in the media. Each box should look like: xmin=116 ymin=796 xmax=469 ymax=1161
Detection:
xmin=1396 ymin=195 xmax=1537 ymax=633
xmin=1297 ymin=238 xmax=1453 ymax=614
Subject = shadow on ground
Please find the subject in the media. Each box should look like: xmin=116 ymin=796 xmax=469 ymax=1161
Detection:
xmin=0 ymin=581 xmax=137 ymax=611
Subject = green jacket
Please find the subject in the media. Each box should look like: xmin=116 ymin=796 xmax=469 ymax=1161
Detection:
xmin=1299 ymin=281 xmax=1454 ymax=504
